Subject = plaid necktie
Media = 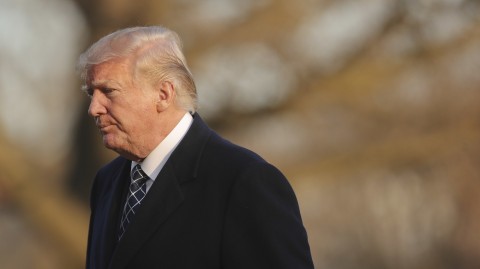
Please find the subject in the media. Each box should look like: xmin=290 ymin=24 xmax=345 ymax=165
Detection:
xmin=118 ymin=164 xmax=149 ymax=240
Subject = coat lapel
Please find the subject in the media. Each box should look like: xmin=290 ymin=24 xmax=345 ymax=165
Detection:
xmin=90 ymin=159 xmax=130 ymax=269
xmin=107 ymin=114 xmax=213 ymax=269
xmin=109 ymin=162 xmax=184 ymax=269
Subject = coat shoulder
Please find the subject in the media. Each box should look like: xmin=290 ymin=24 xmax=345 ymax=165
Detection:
xmin=205 ymin=132 xmax=268 ymax=169
xmin=199 ymin=131 xmax=287 ymax=188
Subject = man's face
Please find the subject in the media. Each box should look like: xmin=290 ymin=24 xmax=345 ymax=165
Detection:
xmin=86 ymin=58 xmax=159 ymax=160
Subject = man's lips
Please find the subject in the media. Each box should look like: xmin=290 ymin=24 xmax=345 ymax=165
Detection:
xmin=95 ymin=117 xmax=116 ymax=133
xmin=97 ymin=124 xmax=114 ymax=133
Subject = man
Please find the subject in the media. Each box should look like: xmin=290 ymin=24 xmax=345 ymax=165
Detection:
xmin=78 ymin=26 xmax=314 ymax=269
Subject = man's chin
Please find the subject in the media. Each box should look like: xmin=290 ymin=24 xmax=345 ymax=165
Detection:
xmin=102 ymin=135 xmax=118 ymax=151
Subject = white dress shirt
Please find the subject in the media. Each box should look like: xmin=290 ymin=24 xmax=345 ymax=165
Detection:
xmin=131 ymin=112 xmax=193 ymax=192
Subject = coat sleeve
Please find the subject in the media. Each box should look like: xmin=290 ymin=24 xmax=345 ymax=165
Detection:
xmin=221 ymin=162 xmax=314 ymax=269
xmin=85 ymin=171 xmax=100 ymax=269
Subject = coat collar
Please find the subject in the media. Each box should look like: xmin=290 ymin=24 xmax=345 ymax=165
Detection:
xmin=108 ymin=114 xmax=212 ymax=269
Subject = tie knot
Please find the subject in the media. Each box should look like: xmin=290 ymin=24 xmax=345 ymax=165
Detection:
xmin=131 ymin=164 xmax=149 ymax=188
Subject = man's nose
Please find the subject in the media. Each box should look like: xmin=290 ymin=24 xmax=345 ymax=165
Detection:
xmin=88 ymin=90 xmax=107 ymax=117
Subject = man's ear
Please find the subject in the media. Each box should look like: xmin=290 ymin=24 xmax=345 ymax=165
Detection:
xmin=156 ymin=81 xmax=175 ymax=112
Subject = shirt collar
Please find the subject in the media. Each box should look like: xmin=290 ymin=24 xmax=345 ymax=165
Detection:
xmin=131 ymin=112 xmax=193 ymax=182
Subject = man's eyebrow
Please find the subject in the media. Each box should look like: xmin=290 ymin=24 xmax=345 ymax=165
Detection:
xmin=88 ymin=80 xmax=121 ymax=88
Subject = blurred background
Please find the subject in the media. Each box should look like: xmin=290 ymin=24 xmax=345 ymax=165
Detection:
xmin=1 ymin=0 xmax=480 ymax=268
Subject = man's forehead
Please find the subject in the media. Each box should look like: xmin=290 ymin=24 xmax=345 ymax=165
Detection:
xmin=86 ymin=59 xmax=130 ymax=82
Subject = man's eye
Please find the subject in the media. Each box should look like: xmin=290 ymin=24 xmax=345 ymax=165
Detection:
xmin=102 ymin=88 xmax=115 ymax=94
